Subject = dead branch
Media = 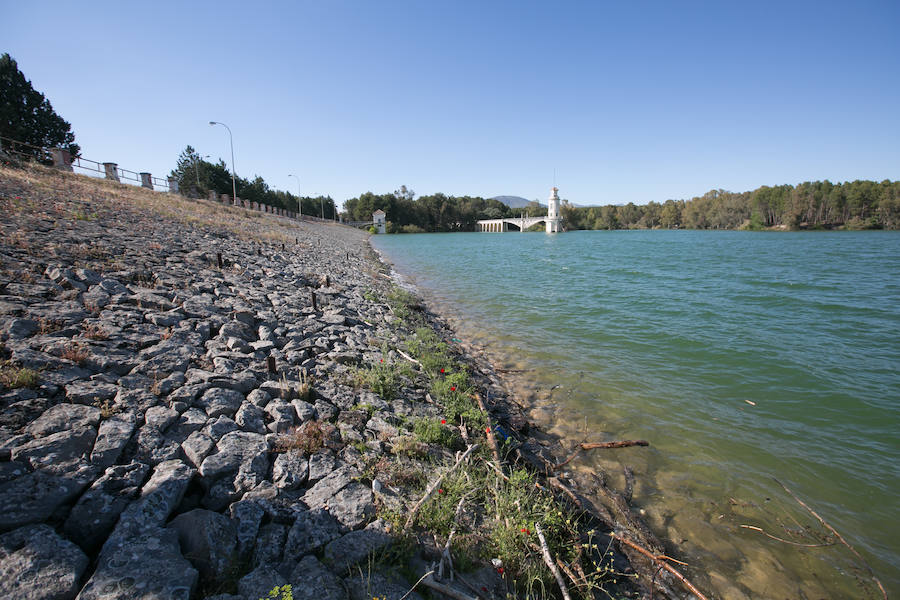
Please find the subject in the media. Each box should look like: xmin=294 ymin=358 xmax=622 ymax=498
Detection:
xmin=404 ymin=444 xmax=479 ymax=531
xmin=623 ymin=465 xmax=635 ymax=504
xmin=398 ymin=570 xmax=435 ymax=600
xmin=611 ymin=532 xmax=708 ymax=600
xmin=535 ymin=522 xmax=572 ymax=600
xmin=553 ymin=440 xmax=650 ymax=471
xmin=739 ymin=524 xmax=835 ymax=547
xmin=396 ymin=348 xmax=422 ymax=367
xmin=420 ymin=572 xmax=478 ymax=600
xmin=774 ymin=478 xmax=887 ymax=600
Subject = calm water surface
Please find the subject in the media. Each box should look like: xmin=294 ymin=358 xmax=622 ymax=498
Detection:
xmin=372 ymin=230 xmax=900 ymax=599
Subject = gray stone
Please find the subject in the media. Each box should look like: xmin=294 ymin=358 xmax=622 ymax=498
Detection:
xmin=265 ymin=400 xmax=295 ymax=433
xmin=283 ymin=507 xmax=341 ymax=560
xmin=134 ymin=425 xmax=182 ymax=465
xmin=127 ymin=288 xmax=176 ymax=311
xmin=65 ymin=380 xmax=118 ymax=405
xmin=220 ymin=320 xmax=254 ymax=341
xmin=291 ymin=399 xmax=317 ymax=423
xmin=168 ymin=407 xmax=208 ymax=439
xmin=64 ymin=462 xmax=150 ymax=553
xmin=6 ymin=317 xmax=38 ymax=338
xmin=112 ymin=459 xmax=194 ymax=536
xmin=237 ymin=565 xmax=283 ymax=599
xmin=146 ymin=310 xmax=185 ymax=327
xmin=98 ymin=278 xmax=129 ymax=295
xmin=91 ymin=413 xmax=136 ymax=468
xmin=0 ymin=470 xmax=87 ymax=532
xmin=346 ymin=571 xmax=424 ymax=600
xmin=76 ymin=526 xmax=197 ymax=600
xmin=12 ymin=426 xmax=97 ymax=474
xmin=26 ymin=403 xmax=100 ymax=437
xmin=168 ymin=509 xmax=238 ymax=583
xmin=132 ymin=342 xmax=195 ymax=377
xmin=327 ymin=483 xmax=376 ymax=532
xmin=303 ymin=464 xmax=357 ymax=509
xmin=247 ymin=388 xmax=272 ymax=407
xmin=315 ymin=399 xmax=338 ymax=421
xmin=235 ymin=402 xmax=266 ymax=434
xmin=145 ymin=405 xmax=178 ymax=431
xmin=182 ymin=430 xmax=215 ymax=468
xmin=155 ymin=371 xmax=186 ymax=396
xmin=204 ymin=415 xmax=239 ymax=441
xmin=200 ymin=387 xmax=245 ymax=418
xmin=229 ymin=500 xmax=265 ymax=558
xmin=199 ymin=431 xmax=268 ymax=482
xmin=325 ymin=520 xmax=392 ymax=574
xmin=0 ymin=524 xmax=89 ymax=600
xmin=251 ymin=523 xmax=288 ymax=567
xmin=308 ymin=451 xmax=341 ymax=483
xmin=272 ymin=449 xmax=308 ymax=490
xmin=0 ymin=460 xmax=28 ymax=484
xmin=289 ymin=555 xmax=348 ymax=600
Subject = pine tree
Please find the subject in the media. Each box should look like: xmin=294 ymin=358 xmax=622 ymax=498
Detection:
xmin=0 ymin=53 xmax=80 ymax=159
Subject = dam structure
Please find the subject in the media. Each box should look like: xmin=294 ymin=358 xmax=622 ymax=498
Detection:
xmin=477 ymin=187 xmax=562 ymax=233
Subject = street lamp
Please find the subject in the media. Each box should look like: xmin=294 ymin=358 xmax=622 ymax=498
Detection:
xmin=209 ymin=121 xmax=237 ymax=205
xmin=288 ymin=174 xmax=302 ymax=220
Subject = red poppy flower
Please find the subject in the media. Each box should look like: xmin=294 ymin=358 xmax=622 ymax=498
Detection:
xmin=439 ymin=488 xmax=444 ymax=494
xmin=497 ymin=567 xmax=504 ymax=574
xmin=440 ymin=368 xmax=444 ymax=373
xmin=486 ymin=427 xmax=491 ymax=433
xmin=450 ymin=386 xmax=456 ymax=391
xmin=441 ymin=419 xmax=446 ymax=424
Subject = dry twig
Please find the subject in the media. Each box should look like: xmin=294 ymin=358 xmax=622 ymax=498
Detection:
xmin=420 ymin=572 xmax=478 ymax=600
xmin=553 ymin=440 xmax=650 ymax=471
xmin=611 ymin=532 xmax=707 ymax=600
xmin=404 ymin=444 xmax=479 ymax=531
xmin=739 ymin=524 xmax=835 ymax=547
xmin=473 ymin=393 xmax=502 ymax=467
xmin=774 ymin=478 xmax=887 ymax=600
xmin=396 ymin=347 xmax=422 ymax=367
xmin=535 ymin=522 xmax=572 ymax=600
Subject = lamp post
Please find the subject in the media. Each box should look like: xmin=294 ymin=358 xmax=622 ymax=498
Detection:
xmin=209 ymin=121 xmax=237 ymax=205
xmin=288 ymin=174 xmax=302 ymax=220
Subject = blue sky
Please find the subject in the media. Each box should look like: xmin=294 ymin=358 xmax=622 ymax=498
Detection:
xmin=5 ymin=0 xmax=899 ymax=208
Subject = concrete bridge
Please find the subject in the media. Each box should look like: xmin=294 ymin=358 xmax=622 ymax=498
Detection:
xmin=477 ymin=187 xmax=562 ymax=233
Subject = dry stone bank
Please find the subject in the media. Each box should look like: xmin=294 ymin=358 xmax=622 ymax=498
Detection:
xmin=0 ymin=165 xmax=689 ymax=600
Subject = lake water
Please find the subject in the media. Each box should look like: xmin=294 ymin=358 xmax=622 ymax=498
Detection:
xmin=372 ymin=230 xmax=900 ymax=599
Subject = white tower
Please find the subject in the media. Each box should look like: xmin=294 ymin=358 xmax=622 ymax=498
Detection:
xmin=546 ymin=187 xmax=561 ymax=233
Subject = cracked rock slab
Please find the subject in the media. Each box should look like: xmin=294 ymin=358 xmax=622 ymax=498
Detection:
xmin=0 ymin=524 xmax=89 ymax=600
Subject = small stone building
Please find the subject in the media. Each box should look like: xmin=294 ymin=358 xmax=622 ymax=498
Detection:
xmin=372 ymin=210 xmax=386 ymax=234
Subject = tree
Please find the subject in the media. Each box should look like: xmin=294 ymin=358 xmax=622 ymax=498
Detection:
xmin=0 ymin=53 xmax=79 ymax=159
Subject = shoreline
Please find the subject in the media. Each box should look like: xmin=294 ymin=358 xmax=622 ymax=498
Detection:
xmin=0 ymin=163 xmax=700 ymax=600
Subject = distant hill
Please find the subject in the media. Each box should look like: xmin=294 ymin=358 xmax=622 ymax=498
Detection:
xmin=491 ymin=195 xmax=542 ymax=208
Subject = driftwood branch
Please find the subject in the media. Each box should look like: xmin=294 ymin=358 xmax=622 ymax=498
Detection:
xmin=420 ymin=572 xmax=478 ymax=600
xmin=774 ymin=478 xmax=887 ymax=600
xmin=739 ymin=525 xmax=835 ymax=547
xmin=553 ymin=440 xmax=649 ymax=471
xmin=535 ymin=522 xmax=572 ymax=600
xmin=404 ymin=444 xmax=479 ymax=531
xmin=611 ymin=532 xmax=708 ymax=600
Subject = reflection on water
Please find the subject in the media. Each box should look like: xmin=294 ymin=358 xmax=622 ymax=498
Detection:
xmin=374 ymin=230 xmax=900 ymax=599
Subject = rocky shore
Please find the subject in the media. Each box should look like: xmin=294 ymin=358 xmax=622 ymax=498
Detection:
xmin=0 ymin=164 xmax=694 ymax=600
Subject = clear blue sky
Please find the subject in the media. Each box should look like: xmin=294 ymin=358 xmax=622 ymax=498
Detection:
xmin=5 ymin=0 xmax=899 ymax=208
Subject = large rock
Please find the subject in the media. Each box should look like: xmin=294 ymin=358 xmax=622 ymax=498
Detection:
xmin=64 ymin=462 xmax=150 ymax=553
xmin=0 ymin=524 xmax=89 ymax=600
xmin=283 ymin=507 xmax=341 ymax=560
xmin=346 ymin=571 xmax=424 ymax=600
xmin=0 ymin=470 xmax=88 ymax=532
xmin=168 ymin=509 xmax=238 ymax=583
xmin=251 ymin=523 xmax=288 ymax=567
xmin=324 ymin=520 xmax=392 ymax=574
xmin=112 ymin=459 xmax=194 ymax=537
xmin=64 ymin=380 xmax=118 ymax=405
xmin=237 ymin=565 xmax=283 ymax=600
xmin=229 ymin=500 xmax=265 ymax=558
xmin=182 ymin=430 xmax=215 ymax=468
xmin=26 ymin=403 xmax=100 ymax=437
xmin=11 ymin=426 xmax=97 ymax=474
xmin=327 ymin=483 xmax=376 ymax=532
xmin=144 ymin=405 xmax=178 ymax=431
xmin=289 ymin=555 xmax=348 ymax=600
xmin=75 ymin=526 xmax=197 ymax=600
xmin=133 ymin=425 xmax=182 ymax=465
xmin=199 ymin=431 xmax=268 ymax=482
xmin=303 ymin=464 xmax=357 ymax=509
xmin=235 ymin=402 xmax=266 ymax=434
xmin=91 ymin=412 xmax=136 ymax=468
xmin=272 ymin=449 xmax=308 ymax=490
xmin=199 ymin=387 xmax=245 ymax=419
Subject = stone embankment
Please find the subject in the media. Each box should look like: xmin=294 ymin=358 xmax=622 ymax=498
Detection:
xmin=0 ymin=164 xmax=687 ymax=600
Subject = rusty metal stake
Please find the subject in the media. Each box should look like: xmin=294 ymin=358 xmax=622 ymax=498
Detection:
xmin=310 ymin=290 xmax=317 ymax=312
xmin=267 ymin=356 xmax=276 ymax=374
xmin=216 ymin=252 xmax=223 ymax=268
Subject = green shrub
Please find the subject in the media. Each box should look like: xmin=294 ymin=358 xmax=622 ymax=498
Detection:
xmin=413 ymin=417 xmax=461 ymax=449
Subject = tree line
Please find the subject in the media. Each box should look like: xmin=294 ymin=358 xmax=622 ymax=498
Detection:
xmin=563 ymin=180 xmax=899 ymax=231
xmin=169 ymin=146 xmax=337 ymax=219
xmin=344 ymin=180 xmax=899 ymax=232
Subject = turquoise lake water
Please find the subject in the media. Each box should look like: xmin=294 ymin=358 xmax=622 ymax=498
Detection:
xmin=372 ymin=230 xmax=900 ymax=599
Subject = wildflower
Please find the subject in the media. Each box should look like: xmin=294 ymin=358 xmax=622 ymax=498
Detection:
xmin=486 ymin=427 xmax=491 ymax=433
xmin=521 ymin=527 xmax=530 ymax=535
xmin=440 ymin=368 xmax=445 ymax=373
xmin=380 ymin=358 xmax=383 ymax=362
xmin=497 ymin=567 xmax=504 ymax=574
xmin=450 ymin=386 xmax=456 ymax=391
xmin=438 ymin=488 xmax=444 ymax=494
xmin=441 ymin=419 xmax=446 ymax=424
